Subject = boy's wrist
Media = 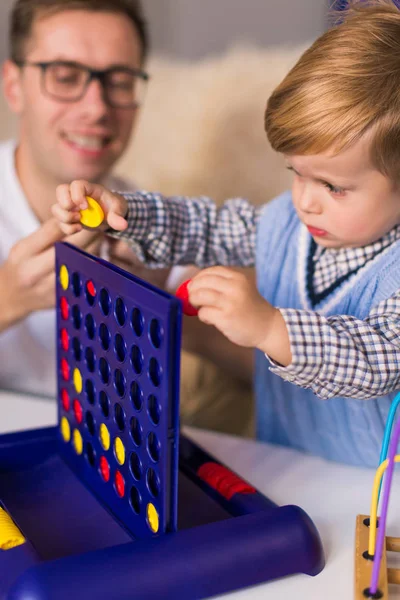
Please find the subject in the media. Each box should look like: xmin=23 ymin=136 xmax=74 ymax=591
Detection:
xmin=255 ymin=306 xmax=292 ymax=366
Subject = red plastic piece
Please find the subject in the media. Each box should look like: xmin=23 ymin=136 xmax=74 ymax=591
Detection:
xmin=61 ymin=328 xmax=69 ymax=351
xmin=60 ymin=297 xmax=69 ymax=320
xmin=73 ymin=399 xmax=83 ymax=424
xmin=197 ymin=462 xmax=256 ymax=500
xmin=60 ymin=358 xmax=70 ymax=382
xmin=175 ymin=279 xmax=198 ymax=316
xmin=86 ymin=280 xmax=96 ymax=297
xmin=115 ymin=470 xmax=125 ymax=497
xmin=61 ymin=389 xmax=70 ymax=412
xmin=100 ymin=456 xmax=110 ymax=482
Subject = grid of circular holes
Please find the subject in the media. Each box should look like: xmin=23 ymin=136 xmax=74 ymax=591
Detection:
xmin=149 ymin=357 xmax=161 ymax=387
xmin=85 ymin=441 xmax=96 ymax=467
xmin=130 ymin=485 xmax=141 ymax=514
xmin=147 ymin=395 xmax=161 ymax=426
xmin=130 ymin=381 xmax=143 ymax=411
xmin=114 ymin=402 xmax=125 ymax=431
xmin=114 ymin=369 xmax=126 ymax=398
xmin=99 ymin=390 xmax=110 ymax=418
xmin=115 ymin=297 xmax=127 ymax=327
xmin=85 ymin=313 xmax=96 ymax=340
xmin=131 ymin=307 xmax=144 ymax=337
xmin=85 ymin=379 xmax=95 ymax=405
xmin=149 ymin=318 xmax=163 ymax=349
xmin=99 ymin=357 xmax=110 ymax=385
xmin=129 ymin=451 xmax=142 ymax=481
xmin=84 ymin=347 xmax=96 ymax=373
xmin=72 ymin=305 xmax=82 ymax=330
xmin=86 ymin=411 xmax=96 ymax=436
xmin=85 ymin=280 xmax=96 ymax=306
xmin=99 ymin=288 xmax=111 ymax=316
xmin=131 ymin=345 xmax=143 ymax=375
xmin=72 ymin=272 xmax=82 ymax=297
xmin=99 ymin=323 xmax=111 ymax=351
xmin=147 ymin=432 xmax=160 ymax=463
xmin=130 ymin=416 xmax=142 ymax=447
xmin=146 ymin=468 xmax=160 ymax=498
xmin=72 ymin=337 xmax=82 ymax=361
xmin=114 ymin=333 xmax=126 ymax=362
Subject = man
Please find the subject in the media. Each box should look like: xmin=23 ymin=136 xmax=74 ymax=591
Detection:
xmin=0 ymin=0 xmax=253 ymax=437
xmin=0 ymin=0 xmax=149 ymax=395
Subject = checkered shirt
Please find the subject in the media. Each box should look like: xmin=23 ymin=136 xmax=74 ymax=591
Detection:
xmin=112 ymin=191 xmax=400 ymax=400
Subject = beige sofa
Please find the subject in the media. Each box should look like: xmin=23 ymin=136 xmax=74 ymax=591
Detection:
xmin=0 ymin=44 xmax=305 ymax=436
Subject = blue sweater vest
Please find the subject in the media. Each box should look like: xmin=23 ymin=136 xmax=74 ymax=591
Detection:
xmin=255 ymin=191 xmax=400 ymax=466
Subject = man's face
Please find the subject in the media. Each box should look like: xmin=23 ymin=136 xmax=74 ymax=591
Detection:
xmin=5 ymin=10 xmax=143 ymax=184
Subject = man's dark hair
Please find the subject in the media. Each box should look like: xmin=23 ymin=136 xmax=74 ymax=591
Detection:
xmin=10 ymin=0 xmax=149 ymax=63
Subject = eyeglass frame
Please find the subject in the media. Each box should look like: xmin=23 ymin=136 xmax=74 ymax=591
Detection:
xmin=14 ymin=60 xmax=150 ymax=109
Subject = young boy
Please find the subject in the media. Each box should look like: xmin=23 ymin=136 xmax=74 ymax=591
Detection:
xmin=52 ymin=1 xmax=400 ymax=467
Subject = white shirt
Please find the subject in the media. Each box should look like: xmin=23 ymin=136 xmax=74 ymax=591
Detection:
xmin=0 ymin=139 xmax=191 ymax=397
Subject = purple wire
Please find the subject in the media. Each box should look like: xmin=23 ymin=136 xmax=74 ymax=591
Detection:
xmin=369 ymin=417 xmax=400 ymax=594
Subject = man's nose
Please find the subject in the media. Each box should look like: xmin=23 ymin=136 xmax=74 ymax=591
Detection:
xmin=79 ymin=79 xmax=109 ymax=118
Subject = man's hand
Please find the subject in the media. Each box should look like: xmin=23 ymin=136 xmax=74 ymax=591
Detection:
xmin=188 ymin=266 xmax=292 ymax=365
xmin=0 ymin=219 xmax=103 ymax=332
xmin=52 ymin=180 xmax=128 ymax=235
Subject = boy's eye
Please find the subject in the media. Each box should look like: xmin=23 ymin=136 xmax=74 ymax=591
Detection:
xmin=323 ymin=181 xmax=345 ymax=195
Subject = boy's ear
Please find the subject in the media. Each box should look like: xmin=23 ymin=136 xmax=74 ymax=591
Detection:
xmin=2 ymin=59 xmax=25 ymax=114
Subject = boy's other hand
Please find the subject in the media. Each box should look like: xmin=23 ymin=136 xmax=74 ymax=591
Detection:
xmin=52 ymin=180 xmax=128 ymax=235
xmin=188 ymin=266 xmax=276 ymax=349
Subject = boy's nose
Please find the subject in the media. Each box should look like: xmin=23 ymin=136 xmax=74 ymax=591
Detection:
xmin=298 ymin=184 xmax=322 ymax=214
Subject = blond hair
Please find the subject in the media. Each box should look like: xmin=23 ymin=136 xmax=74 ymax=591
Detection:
xmin=265 ymin=1 xmax=400 ymax=182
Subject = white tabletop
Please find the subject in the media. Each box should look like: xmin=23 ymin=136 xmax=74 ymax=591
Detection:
xmin=1 ymin=390 xmax=399 ymax=599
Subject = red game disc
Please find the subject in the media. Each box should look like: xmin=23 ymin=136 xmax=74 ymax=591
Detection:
xmin=175 ymin=279 xmax=198 ymax=316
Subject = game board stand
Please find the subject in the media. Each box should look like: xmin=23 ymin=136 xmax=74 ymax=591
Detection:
xmin=0 ymin=243 xmax=325 ymax=599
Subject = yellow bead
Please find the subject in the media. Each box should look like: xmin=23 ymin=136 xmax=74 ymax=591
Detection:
xmin=73 ymin=368 xmax=83 ymax=394
xmin=100 ymin=423 xmax=110 ymax=451
xmin=73 ymin=429 xmax=83 ymax=455
xmin=114 ymin=437 xmax=125 ymax=465
xmin=146 ymin=503 xmax=159 ymax=533
xmin=80 ymin=196 xmax=105 ymax=228
xmin=60 ymin=416 xmax=71 ymax=442
xmin=59 ymin=265 xmax=69 ymax=290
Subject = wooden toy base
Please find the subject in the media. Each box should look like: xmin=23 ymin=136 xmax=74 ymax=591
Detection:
xmin=355 ymin=515 xmax=400 ymax=599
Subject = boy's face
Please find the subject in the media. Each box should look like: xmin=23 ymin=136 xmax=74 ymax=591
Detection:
xmin=3 ymin=9 xmax=142 ymax=184
xmin=287 ymin=134 xmax=400 ymax=248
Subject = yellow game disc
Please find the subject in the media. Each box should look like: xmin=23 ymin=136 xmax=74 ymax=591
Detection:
xmin=59 ymin=265 xmax=69 ymax=291
xmin=146 ymin=503 xmax=159 ymax=533
xmin=114 ymin=437 xmax=126 ymax=465
xmin=60 ymin=416 xmax=71 ymax=442
xmin=73 ymin=428 xmax=83 ymax=455
xmin=100 ymin=423 xmax=111 ymax=451
xmin=80 ymin=196 xmax=105 ymax=228
xmin=73 ymin=368 xmax=83 ymax=394
xmin=0 ymin=507 xmax=26 ymax=550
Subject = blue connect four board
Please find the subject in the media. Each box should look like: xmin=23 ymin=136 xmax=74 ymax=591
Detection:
xmin=0 ymin=242 xmax=325 ymax=600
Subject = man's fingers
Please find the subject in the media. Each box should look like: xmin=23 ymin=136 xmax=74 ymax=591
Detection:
xmin=17 ymin=246 xmax=56 ymax=288
xmin=13 ymin=218 xmax=64 ymax=259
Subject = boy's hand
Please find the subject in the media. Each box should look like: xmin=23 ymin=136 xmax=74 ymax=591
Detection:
xmin=188 ymin=267 xmax=277 ymax=350
xmin=52 ymin=180 xmax=128 ymax=235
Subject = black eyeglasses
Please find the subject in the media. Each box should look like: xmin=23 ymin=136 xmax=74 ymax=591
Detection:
xmin=15 ymin=60 xmax=149 ymax=108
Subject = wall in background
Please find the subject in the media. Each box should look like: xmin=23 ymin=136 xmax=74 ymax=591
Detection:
xmin=145 ymin=0 xmax=326 ymax=60
xmin=0 ymin=0 xmax=327 ymax=62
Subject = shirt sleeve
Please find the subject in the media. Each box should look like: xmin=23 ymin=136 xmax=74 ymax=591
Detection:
xmin=267 ymin=291 xmax=400 ymax=400
xmin=109 ymin=191 xmax=260 ymax=268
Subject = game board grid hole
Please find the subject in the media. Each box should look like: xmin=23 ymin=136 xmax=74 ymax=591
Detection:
xmin=129 ymin=451 xmax=142 ymax=481
xmin=115 ymin=297 xmax=127 ymax=327
xmin=130 ymin=380 xmax=143 ymax=411
xmin=72 ymin=336 xmax=82 ymax=361
xmin=85 ymin=378 xmax=96 ymax=404
xmin=147 ymin=394 xmax=161 ymax=426
xmin=72 ymin=304 xmax=82 ymax=329
xmin=84 ymin=347 xmax=96 ymax=373
xmin=114 ymin=402 xmax=126 ymax=431
xmin=84 ymin=313 xmax=96 ymax=340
